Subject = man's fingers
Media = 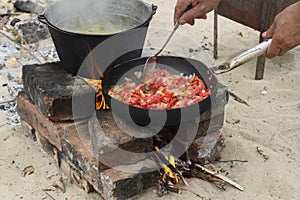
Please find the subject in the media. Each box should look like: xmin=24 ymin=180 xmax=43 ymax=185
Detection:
xmin=179 ymin=15 xmax=205 ymax=25
xmin=200 ymin=14 xmax=207 ymax=19
xmin=263 ymin=23 xmax=278 ymax=58
xmin=266 ymin=47 xmax=278 ymax=58
xmin=174 ymin=7 xmax=183 ymax=23
xmin=266 ymin=39 xmax=285 ymax=58
xmin=174 ymin=0 xmax=192 ymax=23
xmin=262 ymin=23 xmax=275 ymax=39
xmin=178 ymin=7 xmax=206 ymax=25
xmin=187 ymin=19 xmax=195 ymax=25
xmin=278 ymin=47 xmax=288 ymax=56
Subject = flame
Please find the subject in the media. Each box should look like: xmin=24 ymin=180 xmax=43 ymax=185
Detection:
xmin=85 ymin=79 xmax=110 ymax=110
xmin=154 ymin=146 xmax=180 ymax=185
xmin=80 ymin=45 xmax=109 ymax=110
xmin=161 ymin=156 xmax=179 ymax=184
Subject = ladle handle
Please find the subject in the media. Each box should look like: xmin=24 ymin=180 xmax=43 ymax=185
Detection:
xmin=212 ymin=39 xmax=272 ymax=74
xmin=153 ymin=4 xmax=193 ymax=57
xmin=228 ymin=39 xmax=272 ymax=68
xmin=153 ymin=20 xmax=180 ymax=57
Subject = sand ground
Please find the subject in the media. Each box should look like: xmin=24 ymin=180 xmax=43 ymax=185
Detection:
xmin=0 ymin=0 xmax=300 ymax=199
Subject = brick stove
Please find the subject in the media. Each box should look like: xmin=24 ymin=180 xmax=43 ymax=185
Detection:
xmin=17 ymin=62 xmax=228 ymax=199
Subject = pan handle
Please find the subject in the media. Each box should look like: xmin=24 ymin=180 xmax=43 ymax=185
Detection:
xmin=212 ymin=39 xmax=272 ymax=74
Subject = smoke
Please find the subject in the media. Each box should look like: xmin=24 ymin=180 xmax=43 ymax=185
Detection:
xmin=43 ymin=0 xmax=153 ymax=34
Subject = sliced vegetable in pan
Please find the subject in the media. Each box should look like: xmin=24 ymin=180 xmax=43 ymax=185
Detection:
xmin=108 ymin=68 xmax=210 ymax=110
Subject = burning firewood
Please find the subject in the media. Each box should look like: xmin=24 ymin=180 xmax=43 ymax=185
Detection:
xmin=152 ymin=146 xmax=244 ymax=196
xmin=81 ymin=78 xmax=110 ymax=110
xmin=152 ymin=146 xmax=188 ymax=186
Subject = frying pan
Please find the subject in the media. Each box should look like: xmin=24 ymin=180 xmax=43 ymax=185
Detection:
xmin=101 ymin=39 xmax=271 ymax=126
xmin=102 ymin=56 xmax=218 ymax=126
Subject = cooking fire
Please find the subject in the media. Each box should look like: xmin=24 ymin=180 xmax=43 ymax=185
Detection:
xmin=84 ymin=78 xmax=109 ymax=110
xmin=152 ymin=145 xmax=244 ymax=197
xmin=17 ymin=62 xmax=230 ymax=199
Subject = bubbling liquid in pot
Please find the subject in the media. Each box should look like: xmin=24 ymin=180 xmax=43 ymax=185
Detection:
xmin=55 ymin=14 xmax=143 ymax=35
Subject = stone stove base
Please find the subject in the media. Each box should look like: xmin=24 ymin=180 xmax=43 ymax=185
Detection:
xmin=17 ymin=62 xmax=227 ymax=199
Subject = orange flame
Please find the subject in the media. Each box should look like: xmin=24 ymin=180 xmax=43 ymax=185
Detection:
xmin=162 ymin=156 xmax=179 ymax=184
xmin=85 ymin=79 xmax=110 ymax=110
xmin=154 ymin=146 xmax=180 ymax=185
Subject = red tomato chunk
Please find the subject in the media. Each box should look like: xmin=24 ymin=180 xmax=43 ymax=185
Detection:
xmin=108 ymin=68 xmax=210 ymax=110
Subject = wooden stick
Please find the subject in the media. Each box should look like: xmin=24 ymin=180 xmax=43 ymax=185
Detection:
xmin=44 ymin=191 xmax=56 ymax=200
xmin=0 ymin=12 xmax=25 ymax=16
xmin=228 ymin=91 xmax=250 ymax=107
xmin=213 ymin=9 xmax=218 ymax=59
xmin=256 ymin=146 xmax=269 ymax=161
xmin=194 ymin=164 xmax=244 ymax=191
xmin=0 ymin=98 xmax=16 ymax=104
xmin=165 ymin=185 xmax=181 ymax=194
xmin=215 ymin=159 xmax=248 ymax=163
xmin=0 ymin=122 xmax=8 ymax=128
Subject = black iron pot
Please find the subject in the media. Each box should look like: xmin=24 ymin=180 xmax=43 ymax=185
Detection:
xmin=102 ymin=56 xmax=219 ymax=126
xmin=39 ymin=0 xmax=157 ymax=75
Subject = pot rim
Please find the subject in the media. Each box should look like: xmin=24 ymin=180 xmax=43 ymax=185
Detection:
xmin=39 ymin=3 xmax=157 ymax=37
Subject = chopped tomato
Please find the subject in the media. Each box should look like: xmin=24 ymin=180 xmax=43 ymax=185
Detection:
xmin=108 ymin=68 xmax=211 ymax=110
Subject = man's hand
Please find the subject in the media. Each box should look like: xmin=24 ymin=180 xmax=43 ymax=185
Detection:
xmin=174 ymin=0 xmax=220 ymax=25
xmin=262 ymin=2 xmax=300 ymax=58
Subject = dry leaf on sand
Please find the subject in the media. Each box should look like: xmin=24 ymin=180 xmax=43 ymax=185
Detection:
xmin=22 ymin=165 xmax=35 ymax=176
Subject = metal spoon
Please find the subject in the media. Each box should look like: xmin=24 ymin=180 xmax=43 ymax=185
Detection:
xmin=142 ymin=5 xmax=193 ymax=78
xmin=143 ymin=20 xmax=180 ymax=77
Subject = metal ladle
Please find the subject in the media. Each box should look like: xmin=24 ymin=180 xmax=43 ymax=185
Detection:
xmin=142 ymin=5 xmax=193 ymax=78
xmin=142 ymin=20 xmax=180 ymax=77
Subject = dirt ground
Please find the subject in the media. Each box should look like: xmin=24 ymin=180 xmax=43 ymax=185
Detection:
xmin=0 ymin=0 xmax=300 ymax=199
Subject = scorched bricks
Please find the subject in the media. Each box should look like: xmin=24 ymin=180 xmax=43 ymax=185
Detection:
xmin=17 ymin=61 xmax=228 ymax=199
xmin=17 ymin=92 xmax=159 ymax=199
xmin=17 ymin=92 xmax=73 ymax=151
xmin=22 ymin=62 xmax=95 ymax=121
